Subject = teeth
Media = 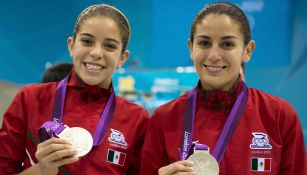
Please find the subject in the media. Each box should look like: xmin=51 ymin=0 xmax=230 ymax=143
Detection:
xmin=205 ymin=65 xmax=224 ymax=72
xmin=85 ymin=63 xmax=103 ymax=72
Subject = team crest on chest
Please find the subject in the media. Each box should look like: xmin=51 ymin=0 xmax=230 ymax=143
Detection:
xmin=108 ymin=129 xmax=128 ymax=146
xmin=250 ymin=132 xmax=272 ymax=149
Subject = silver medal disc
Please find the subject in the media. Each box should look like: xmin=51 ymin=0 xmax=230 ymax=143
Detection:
xmin=58 ymin=127 xmax=93 ymax=157
xmin=187 ymin=152 xmax=219 ymax=175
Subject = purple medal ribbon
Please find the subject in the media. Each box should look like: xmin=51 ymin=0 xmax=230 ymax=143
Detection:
xmin=38 ymin=121 xmax=66 ymax=142
xmin=180 ymin=82 xmax=248 ymax=163
xmin=193 ymin=142 xmax=209 ymax=151
xmin=180 ymin=87 xmax=197 ymax=160
xmin=39 ymin=76 xmax=116 ymax=146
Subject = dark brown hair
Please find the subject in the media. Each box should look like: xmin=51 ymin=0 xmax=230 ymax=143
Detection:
xmin=72 ymin=4 xmax=130 ymax=52
xmin=190 ymin=2 xmax=251 ymax=46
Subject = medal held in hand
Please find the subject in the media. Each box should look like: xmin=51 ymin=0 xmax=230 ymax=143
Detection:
xmin=39 ymin=122 xmax=93 ymax=157
xmin=58 ymin=126 xmax=93 ymax=157
xmin=187 ymin=152 xmax=219 ymax=175
xmin=187 ymin=144 xmax=219 ymax=175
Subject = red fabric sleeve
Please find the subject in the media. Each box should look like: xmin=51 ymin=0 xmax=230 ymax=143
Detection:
xmin=126 ymin=109 xmax=149 ymax=175
xmin=140 ymin=109 xmax=169 ymax=175
xmin=0 ymin=88 xmax=28 ymax=175
xmin=279 ymin=102 xmax=307 ymax=174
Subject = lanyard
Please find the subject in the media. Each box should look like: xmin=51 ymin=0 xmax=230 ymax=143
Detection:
xmin=179 ymin=82 xmax=248 ymax=163
xmin=50 ymin=76 xmax=116 ymax=146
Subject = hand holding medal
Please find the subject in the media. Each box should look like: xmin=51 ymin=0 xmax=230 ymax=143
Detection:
xmin=38 ymin=122 xmax=93 ymax=157
xmin=157 ymin=160 xmax=196 ymax=175
xmin=35 ymin=138 xmax=79 ymax=175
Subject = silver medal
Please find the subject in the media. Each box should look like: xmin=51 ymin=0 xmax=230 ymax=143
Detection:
xmin=58 ymin=127 xmax=93 ymax=157
xmin=187 ymin=152 xmax=219 ymax=175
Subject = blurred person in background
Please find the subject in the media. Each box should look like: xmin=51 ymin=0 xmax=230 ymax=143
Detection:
xmin=0 ymin=81 xmax=20 ymax=127
xmin=42 ymin=62 xmax=73 ymax=83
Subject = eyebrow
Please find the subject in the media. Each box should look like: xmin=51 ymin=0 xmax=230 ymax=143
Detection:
xmin=195 ymin=35 xmax=210 ymax=40
xmin=105 ymin=38 xmax=121 ymax=44
xmin=80 ymin=33 xmax=121 ymax=44
xmin=80 ymin=33 xmax=95 ymax=38
xmin=221 ymin=36 xmax=238 ymax=40
xmin=195 ymin=35 xmax=238 ymax=40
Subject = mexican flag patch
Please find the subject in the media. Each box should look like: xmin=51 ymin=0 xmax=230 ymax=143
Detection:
xmin=107 ymin=149 xmax=126 ymax=166
xmin=251 ymin=157 xmax=271 ymax=172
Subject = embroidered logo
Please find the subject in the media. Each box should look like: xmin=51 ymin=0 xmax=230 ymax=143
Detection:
xmin=250 ymin=132 xmax=272 ymax=149
xmin=107 ymin=149 xmax=126 ymax=166
xmin=108 ymin=129 xmax=128 ymax=146
xmin=251 ymin=157 xmax=272 ymax=172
